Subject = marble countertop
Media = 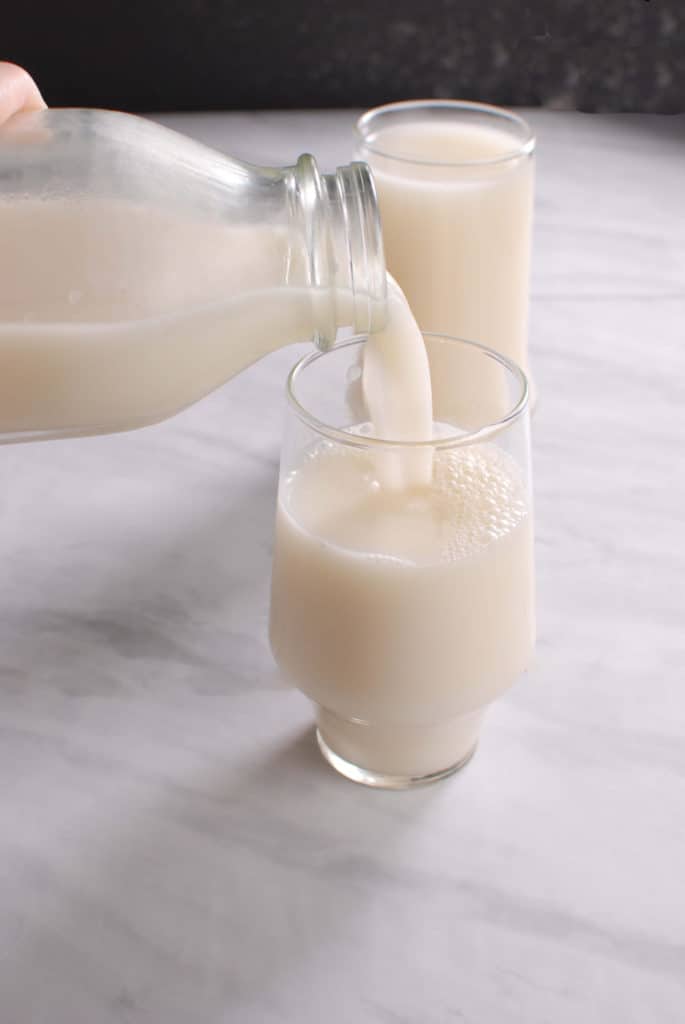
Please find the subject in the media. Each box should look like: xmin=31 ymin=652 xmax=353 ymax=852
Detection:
xmin=1 ymin=110 xmax=683 ymax=1023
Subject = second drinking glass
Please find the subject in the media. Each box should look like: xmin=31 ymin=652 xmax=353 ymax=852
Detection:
xmin=356 ymin=100 xmax=535 ymax=372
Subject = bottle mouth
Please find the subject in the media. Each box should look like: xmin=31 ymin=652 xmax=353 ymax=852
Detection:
xmin=331 ymin=161 xmax=387 ymax=344
xmin=292 ymin=154 xmax=387 ymax=349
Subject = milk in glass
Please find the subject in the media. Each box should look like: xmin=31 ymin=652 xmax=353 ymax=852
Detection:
xmin=360 ymin=111 xmax=534 ymax=370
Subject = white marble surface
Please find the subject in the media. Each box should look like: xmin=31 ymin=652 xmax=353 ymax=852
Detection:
xmin=1 ymin=110 xmax=684 ymax=1023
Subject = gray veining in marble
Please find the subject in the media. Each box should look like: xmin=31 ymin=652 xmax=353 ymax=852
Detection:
xmin=1 ymin=111 xmax=684 ymax=1023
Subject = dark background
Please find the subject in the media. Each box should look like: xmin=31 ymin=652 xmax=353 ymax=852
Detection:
xmin=4 ymin=0 xmax=684 ymax=113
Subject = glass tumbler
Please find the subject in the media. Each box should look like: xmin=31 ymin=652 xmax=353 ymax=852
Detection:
xmin=356 ymin=100 xmax=535 ymax=373
xmin=269 ymin=334 xmax=534 ymax=788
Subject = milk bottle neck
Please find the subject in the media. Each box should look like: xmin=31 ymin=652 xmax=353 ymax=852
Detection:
xmin=285 ymin=155 xmax=388 ymax=347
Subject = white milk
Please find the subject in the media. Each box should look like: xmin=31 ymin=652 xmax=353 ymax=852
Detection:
xmin=361 ymin=281 xmax=433 ymax=488
xmin=0 ymin=199 xmax=358 ymax=439
xmin=365 ymin=120 xmax=534 ymax=368
xmin=270 ymin=441 xmax=534 ymax=778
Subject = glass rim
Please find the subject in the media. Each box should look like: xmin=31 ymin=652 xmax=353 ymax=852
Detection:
xmin=355 ymin=99 xmax=535 ymax=168
xmin=286 ymin=333 xmax=529 ymax=451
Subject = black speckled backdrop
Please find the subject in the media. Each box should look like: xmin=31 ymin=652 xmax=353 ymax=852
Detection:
xmin=4 ymin=0 xmax=684 ymax=113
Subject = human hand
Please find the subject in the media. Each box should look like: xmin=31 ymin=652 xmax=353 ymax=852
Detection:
xmin=0 ymin=62 xmax=45 ymax=126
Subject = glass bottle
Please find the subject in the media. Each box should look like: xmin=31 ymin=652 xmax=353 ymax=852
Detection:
xmin=0 ymin=109 xmax=386 ymax=443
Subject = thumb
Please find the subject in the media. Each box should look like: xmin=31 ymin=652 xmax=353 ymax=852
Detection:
xmin=0 ymin=62 xmax=46 ymax=126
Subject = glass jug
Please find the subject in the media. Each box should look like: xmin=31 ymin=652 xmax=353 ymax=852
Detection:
xmin=0 ymin=109 xmax=386 ymax=443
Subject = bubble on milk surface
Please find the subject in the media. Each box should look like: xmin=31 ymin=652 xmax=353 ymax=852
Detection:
xmin=430 ymin=445 xmax=528 ymax=561
xmin=288 ymin=437 xmax=528 ymax=565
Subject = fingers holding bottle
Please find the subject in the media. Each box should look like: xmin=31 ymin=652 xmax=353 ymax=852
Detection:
xmin=0 ymin=62 xmax=45 ymax=126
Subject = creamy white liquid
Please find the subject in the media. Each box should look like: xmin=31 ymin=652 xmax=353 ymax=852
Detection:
xmin=0 ymin=199 xmax=349 ymax=439
xmin=361 ymin=280 xmax=433 ymax=488
xmin=270 ymin=441 xmax=534 ymax=776
xmin=365 ymin=120 xmax=534 ymax=368
xmin=0 ymin=197 xmax=432 ymax=453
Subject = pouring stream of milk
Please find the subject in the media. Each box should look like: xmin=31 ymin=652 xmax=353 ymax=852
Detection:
xmin=361 ymin=277 xmax=434 ymax=489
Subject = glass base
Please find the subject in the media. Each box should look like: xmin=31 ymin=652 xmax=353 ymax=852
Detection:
xmin=314 ymin=706 xmax=484 ymax=789
xmin=316 ymin=729 xmax=477 ymax=789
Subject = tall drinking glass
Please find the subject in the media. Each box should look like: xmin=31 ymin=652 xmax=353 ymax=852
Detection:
xmin=356 ymin=100 xmax=535 ymax=372
xmin=269 ymin=334 xmax=534 ymax=788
